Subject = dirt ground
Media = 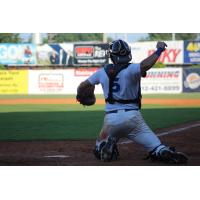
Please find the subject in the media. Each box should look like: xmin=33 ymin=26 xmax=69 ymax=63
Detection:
xmin=0 ymin=121 xmax=199 ymax=166
xmin=1 ymin=98 xmax=200 ymax=106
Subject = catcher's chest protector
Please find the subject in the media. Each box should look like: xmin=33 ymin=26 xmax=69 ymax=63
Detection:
xmin=104 ymin=64 xmax=142 ymax=108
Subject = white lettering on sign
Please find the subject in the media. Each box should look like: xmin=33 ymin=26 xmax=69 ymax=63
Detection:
xmin=0 ymin=45 xmax=22 ymax=60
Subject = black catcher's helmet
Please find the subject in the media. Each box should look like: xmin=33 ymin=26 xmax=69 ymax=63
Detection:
xmin=107 ymin=39 xmax=132 ymax=64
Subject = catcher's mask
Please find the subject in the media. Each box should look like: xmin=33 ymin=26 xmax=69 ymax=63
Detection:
xmin=107 ymin=39 xmax=132 ymax=64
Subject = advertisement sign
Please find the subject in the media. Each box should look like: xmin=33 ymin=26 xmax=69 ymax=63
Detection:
xmin=36 ymin=43 xmax=73 ymax=65
xmin=29 ymin=70 xmax=67 ymax=94
xmin=183 ymin=68 xmax=200 ymax=92
xmin=74 ymin=67 xmax=98 ymax=76
xmin=184 ymin=41 xmax=200 ymax=64
xmin=28 ymin=68 xmax=183 ymax=95
xmin=38 ymin=73 xmax=64 ymax=89
xmin=141 ymin=68 xmax=183 ymax=93
xmin=0 ymin=44 xmax=36 ymax=65
xmin=130 ymin=41 xmax=184 ymax=64
xmin=28 ymin=69 xmax=102 ymax=94
xmin=0 ymin=70 xmax=28 ymax=94
xmin=73 ymin=43 xmax=109 ymax=65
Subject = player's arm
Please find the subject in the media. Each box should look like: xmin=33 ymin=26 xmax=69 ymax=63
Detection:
xmin=140 ymin=41 xmax=167 ymax=76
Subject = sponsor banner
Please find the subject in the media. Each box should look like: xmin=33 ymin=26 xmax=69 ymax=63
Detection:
xmin=184 ymin=41 xmax=200 ymax=64
xmin=0 ymin=70 xmax=28 ymax=94
xmin=73 ymin=43 xmax=109 ymax=65
xmin=74 ymin=67 xmax=98 ymax=76
xmin=130 ymin=41 xmax=184 ymax=64
xmin=0 ymin=44 xmax=36 ymax=65
xmin=28 ymin=69 xmax=102 ymax=94
xmin=36 ymin=43 xmax=73 ymax=65
xmin=183 ymin=68 xmax=200 ymax=92
xmin=141 ymin=68 xmax=183 ymax=93
xmin=28 ymin=68 xmax=182 ymax=95
xmin=29 ymin=70 xmax=70 ymax=94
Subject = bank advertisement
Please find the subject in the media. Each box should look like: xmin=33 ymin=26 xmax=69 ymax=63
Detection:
xmin=0 ymin=44 xmax=36 ymax=65
xmin=183 ymin=68 xmax=200 ymax=92
xmin=184 ymin=41 xmax=200 ymax=64
xmin=0 ymin=70 xmax=28 ymax=94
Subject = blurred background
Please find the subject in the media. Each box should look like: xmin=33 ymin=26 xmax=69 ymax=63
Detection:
xmin=0 ymin=33 xmax=200 ymax=94
xmin=1 ymin=33 xmax=200 ymax=68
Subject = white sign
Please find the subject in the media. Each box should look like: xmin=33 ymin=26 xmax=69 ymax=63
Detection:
xmin=130 ymin=41 xmax=184 ymax=64
xmin=141 ymin=68 xmax=183 ymax=94
xmin=28 ymin=68 xmax=183 ymax=95
xmin=28 ymin=69 xmax=103 ymax=94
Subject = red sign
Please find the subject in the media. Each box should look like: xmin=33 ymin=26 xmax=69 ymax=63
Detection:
xmin=148 ymin=49 xmax=181 ymax=63
xmin=74 ymin=68 xmax=98 ymax=76
xmin=75 ymin=46 xmax=94 ymax=58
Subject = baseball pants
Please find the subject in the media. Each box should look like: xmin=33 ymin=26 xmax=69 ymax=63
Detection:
xmin=97 ymin=109 xmax=161 ymax=152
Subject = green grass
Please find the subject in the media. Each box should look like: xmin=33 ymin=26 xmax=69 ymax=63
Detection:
xmin=142 ymin=93 xmax=200 ymax=99
xmin=0 ymin=103 xmax=200 ymax=141
xmin=0 ymin=93 xmax=199 ymax=140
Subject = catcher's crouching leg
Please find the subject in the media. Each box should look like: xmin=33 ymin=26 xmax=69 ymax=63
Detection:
xmin=93 ymin=137 xmax=119 ymax=162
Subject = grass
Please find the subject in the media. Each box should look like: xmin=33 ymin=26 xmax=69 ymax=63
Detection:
xmin=0 ymin=93 xmax=199 ymax=141
xmin=0 ymin=104 xmax=200 ymax=141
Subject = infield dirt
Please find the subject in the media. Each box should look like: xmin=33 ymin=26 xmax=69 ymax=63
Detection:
xmin=0 ymin=98 xmax=200 ymax=106
xmin=0 ymin=121 xmax=199 ymax=166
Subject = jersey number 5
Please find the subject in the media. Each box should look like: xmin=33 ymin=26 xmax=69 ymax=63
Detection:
xmin=112 ymin=78 xmax=120 ymax=93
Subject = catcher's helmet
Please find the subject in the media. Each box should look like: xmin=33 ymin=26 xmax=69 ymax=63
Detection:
xmin=107 ymin=39 xmax=132 ymax=64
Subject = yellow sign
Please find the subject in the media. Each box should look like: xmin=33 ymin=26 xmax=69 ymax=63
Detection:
xmin=0 ymin=70 xmax=28 ymax=94
xmin=186 ymin=42 xmax=200 ymax=52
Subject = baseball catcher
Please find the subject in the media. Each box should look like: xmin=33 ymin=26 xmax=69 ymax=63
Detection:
xmin=77 ymin=39 xmax=188 ymax=164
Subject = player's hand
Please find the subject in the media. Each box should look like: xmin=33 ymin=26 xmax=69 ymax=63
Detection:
xmin=156 ymin=41 xmax=167 ymax=51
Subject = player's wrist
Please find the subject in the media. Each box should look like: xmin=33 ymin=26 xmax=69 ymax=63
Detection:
xmin=155 ymin=47 xmax=164 ymax=57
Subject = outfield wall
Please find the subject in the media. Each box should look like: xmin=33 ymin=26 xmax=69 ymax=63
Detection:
xmin=0 ymin=68 xmax=199 ymax=94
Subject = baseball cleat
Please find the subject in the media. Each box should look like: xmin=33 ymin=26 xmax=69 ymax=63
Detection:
xmin=159 ymin=148 xmax=188 ymax=164
xmin=93 ymin=141 xmax=106 ymax=160
xmin=100 ymin=136 xmax=119 ymax=162
xmin=146 ymin=147 xmax=188 ymax=164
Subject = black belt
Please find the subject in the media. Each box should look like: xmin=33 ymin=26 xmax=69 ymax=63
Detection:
xmin=105 ymin=109 xmax=138 ymax=114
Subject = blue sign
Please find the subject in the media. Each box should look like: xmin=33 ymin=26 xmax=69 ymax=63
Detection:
xmin=0 ymin=44 xmax=36 ymax=65
xmin=184 ymin=41 xmax=200 ymax=64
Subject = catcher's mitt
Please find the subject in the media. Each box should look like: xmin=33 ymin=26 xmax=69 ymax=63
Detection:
xmin=76 ymin=81 xmax=96 ymax=106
